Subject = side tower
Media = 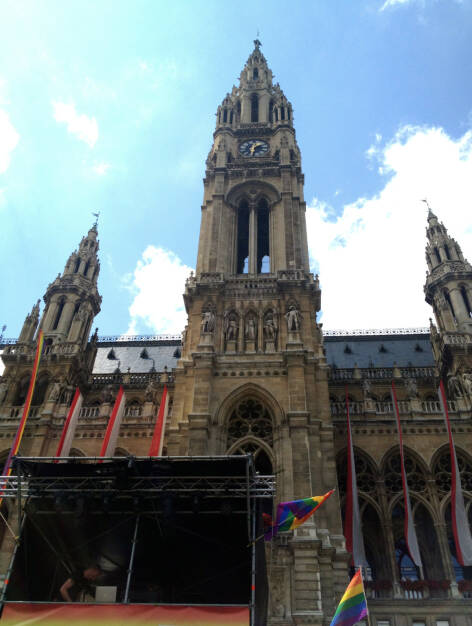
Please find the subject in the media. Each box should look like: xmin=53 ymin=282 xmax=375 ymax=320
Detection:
xmin=0 ymin=224 xmax=102 ymax=455
xmin=424 ymin=208 xmax=472 ymax=384
xmin=170 ymin=42 xmax=347 ymax=625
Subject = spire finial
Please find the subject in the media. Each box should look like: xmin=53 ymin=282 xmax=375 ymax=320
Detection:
xmin=92 ymin=211 xmax=100 ymax=230
xmin=254 ymin=38 xmax=261 ymax=50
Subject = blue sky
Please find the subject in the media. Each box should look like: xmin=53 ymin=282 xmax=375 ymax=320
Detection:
xmin=1 ymin=0 xmax=472 ymax=339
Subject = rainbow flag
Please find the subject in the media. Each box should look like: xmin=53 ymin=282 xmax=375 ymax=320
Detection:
xmin=265 ymin=490 xmax=333 ymax=540
xmin=330 ymin=569 xmax=368 ymax=626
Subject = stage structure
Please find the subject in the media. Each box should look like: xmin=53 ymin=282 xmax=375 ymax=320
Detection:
xmin=0 ymin=455 xmax=274 ymax=626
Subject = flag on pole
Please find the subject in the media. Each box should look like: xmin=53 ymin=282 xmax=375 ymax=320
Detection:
xmin=344 ymin=387 xmax=368 ymax=567
xmin=438 ymin=380 xmax=472 ymax=566
xmin=264 ymin=491 xmax=333 ymax=540
xmin=55 ymin=388 xmax=83 ymax=460
xmin=0 ymin=330 xmax=45 ymax=501
xmin=391 ymin=381 xmax=422 ymax=568
xmin=99 ymin=386 xmax=126 ymax=460
xmin=330 ymin=569 xmax=368 ymax=626
xmin=149 ymin=384 xmax=169 ymax=456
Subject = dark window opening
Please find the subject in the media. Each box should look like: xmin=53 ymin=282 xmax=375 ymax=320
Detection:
xmin=444 ymin=290 xmax=456 ymax=320
xmin=173 ymin=348 xmax=181 ymax=358
xmin=140 ymin=348 xmax=149 ymax=359
xmin=280 ymin=107 xmax=285 ymax=121
xmin=434 ymin=247 xmax=441 ymax=264
xmin=67 ymin=302 xmax=81 ymax=336
xmin=344 ymin=345 xmax=352 ymax=354
xmin=223 ymin=109 xmax=227 ymax=123
xmin=250 ymin=93 xmax=258 ymax=123
xmin=415 ymin=344 xmax=424 ymax=352
xmin=379 ymin=345 xmax=388 ymax=353
xmin=14 ymin=376 xmax=30 ymax=406
xmin=32 ymin=376 xmax=49 ymax=406
xmin=287 ymin=107 xmax=291 ymax=120
xmin=84 ymin=260 xmax=90 ymax=277
xmin=444 ymin=245 xmax=451 ymax=260
xmin=52 ymin=300 xmax=65 ymax=331
xmin=461 ymin=287 xmax=472 ymax=317
xmin=257 ymin=199 xmax=270 ymax=273
xmin=253 ymin=67 xmax=258 ymax=80
xmin=229 ymin=110 xmax=233 ymax=124
xmin=236 ymin=201 xmax=249 ymax=274
xmin=74 ymin=258 xmax=80 ymax=273
xmin=274 ymin=108 xmax=278 ymax=122
xmin=107 ymin=349 xmax=117 ymax=360
xmin=268 ymin=100 xmax=274 ymax=123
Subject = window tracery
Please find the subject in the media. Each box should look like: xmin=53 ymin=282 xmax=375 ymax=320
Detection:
xmin=336 ymin=451 xmax=377 ymax=496
xmin=383 ymin=453 xmax=427 ymax=495
xmin=433 ymin=450 xmax=472 ymax=494
xmin=227 ymin=398 xmax=273 ymax=446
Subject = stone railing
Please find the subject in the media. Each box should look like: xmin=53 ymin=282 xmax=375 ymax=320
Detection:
xmin=330 ymin=366 xmax=437 ymax=381
xmin=90 ymin=372 xmax=174 ymax=386
xmin=331 ymin=399 xmax=457 ymax=418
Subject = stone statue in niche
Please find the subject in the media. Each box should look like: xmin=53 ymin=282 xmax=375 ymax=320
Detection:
xmin=224 ymin=312 xmax=239 ymax=341
xmin=101 ymin=384 xmax=114 ymax=403
xmin=362 ymin=378 xmax=372 ymax=399
xmin=448 ymin=374 xmax=463 ymax=398
xmin=245 ymin=315 xmax=257 ymax=340
xmin=201 ymin=310 xmax=215 ymax=334
xmin=48 ymin=380 xmax=63 ymax=402
xmin=145 ymin=379 xmax=158 ymax=402
xmin=461 ymin=372 xmax=472 ymax=397
xmin=264 ymin=313 xmax=278 ymax=341
xmin=0 ymin=378 xmax=9 ymax=404
xmin=285 ymin=305 xmax=301 ymax=332
xmin=76 ymin=302 xmax=88 ymax=322
xmin=405 ymin=378 xmax=418 ymax=399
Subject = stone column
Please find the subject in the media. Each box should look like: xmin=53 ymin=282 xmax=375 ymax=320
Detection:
xmin=450 ymin=287 xmax=469 ymax=322
xmin=58 ymin=300 xmax=76 ymax=335
xmin=188 ymin=355 xmax=213 ymax=455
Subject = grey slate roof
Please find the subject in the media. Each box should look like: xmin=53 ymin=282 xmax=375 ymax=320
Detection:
xmin=92 ymin=342 xmax=181 ymax=374
xmin=90 ymin=334 xmax=434 ymax=373
xmin=323 ymin=334 xmax=434 ymax=369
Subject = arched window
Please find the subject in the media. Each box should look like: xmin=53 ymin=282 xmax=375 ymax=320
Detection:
xmin=336 ymin=449 xmax=378 ymax=498
xmin=257 ymin=198 xmax=270 ymax=273
xmin=223 ymin=108 xmax=228 ymax=123
xmin=434 ymin=247 xmax=441 ymax=264
xmin=52 ymin=299 xmax=65 ymax=330
xmin=227 ymin=398 xmax=273 ymax=450
xmin=250 ymin=93 xmax=258 ymax=123
xmin=253 ymin=67 xmax=258 ymax=80
xmin=268 ymin=100 xmax=274 ymax=123
xmin=125 ymin=400 xmax=142 ymax=417
xmin=236 ymin=200 xmax=249 ymax=274
xmin=13 ymin=376 xmax=30 ymax=406
xmin=67 ymin=301 xmax=81 ymax=336
xmin=230 ymin=110 xmax=233 ymax=124
xmin=461 ymin=287 xmax=472 ymax=318
xmin=444 ymin=244 xmax=451 ymax=260
xmin=84 ymin=260 xmax=90 ymax=277
xmin=74 ymin=258 xmax=81 ymax=273
xmin=362 ymin=504 xmax=391 ymax=585
xmin=287 ymin=107 xmax=291 ymax=120
xmin=280 ymin=107 xmax=285 ymax=121
xmin=445 ymin=502 xmax=472 ymax=583
xmin=274 ymin=107 xmax=278 ymax=122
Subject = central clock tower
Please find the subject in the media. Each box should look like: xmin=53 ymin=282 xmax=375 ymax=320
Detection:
xmin=168 ymin=41 xmax=348 ymax=625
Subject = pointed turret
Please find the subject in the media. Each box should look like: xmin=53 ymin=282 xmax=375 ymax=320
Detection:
xmin=214 ymin=39 xmax=293 ymax=131
xmin=18 ymin=300 xmax=40 ymax=343
xmin=424 ymin=207 xmax=472 ymax=334
xmin=39 ymin=223 xmax=102 ymax=348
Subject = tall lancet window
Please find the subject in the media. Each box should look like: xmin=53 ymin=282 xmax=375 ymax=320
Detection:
xmin=237 ymin=200 xmax=250 ymax=274
xmin=250 ymin=93 xmax=259 ymax=122
xmin=257 ymin=199 xmax=270 ymax=273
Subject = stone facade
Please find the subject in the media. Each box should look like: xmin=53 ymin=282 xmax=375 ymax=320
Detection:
xmin=1 ymin=42 xmax=472 ymax=626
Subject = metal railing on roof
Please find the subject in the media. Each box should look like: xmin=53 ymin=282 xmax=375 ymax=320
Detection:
xmin=323 ymin=327 xmax=430 ymax=337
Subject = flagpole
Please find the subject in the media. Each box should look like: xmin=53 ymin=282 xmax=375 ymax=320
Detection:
xmin=359 ymin=567 xmax=372 ymax=626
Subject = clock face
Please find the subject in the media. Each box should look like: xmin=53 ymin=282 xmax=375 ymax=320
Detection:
xmin=239 ymin=139 xmax=269 ymax=157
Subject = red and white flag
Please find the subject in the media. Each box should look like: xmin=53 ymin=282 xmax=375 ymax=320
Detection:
xmin=55 ymin=388 xmax=83 ymax=460
xmin=391 ymin=381 xmax=423 ymax=568
xmin=438 ymin=380 xmax=472 ymax=566
xmin=99 ymin=386 xmax=126 ymax=460
xmin=149 ymin=385 xmax=169 ymax=456
xmin=344 ymin=387 xmax=368 ymax=568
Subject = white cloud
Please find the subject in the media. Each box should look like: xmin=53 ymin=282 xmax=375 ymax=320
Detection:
xmin=307 ymin=125 xmax=472 ymax=330
xmin=125 ymin=246 xmax=194 ymax=335
xmin=0 ymin=109 xmax=19 ymax=173
xmin=92 ymin=162 xmax=111 ymax=175
xmin=380 ymin=0 xmax=414 ymax=9
xmin=52 ymin=101 xmax=98 ymax=147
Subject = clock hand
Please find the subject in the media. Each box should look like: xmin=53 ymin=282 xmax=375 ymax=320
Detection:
xmin=250 ymin=143 xmax=256 ymax=155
